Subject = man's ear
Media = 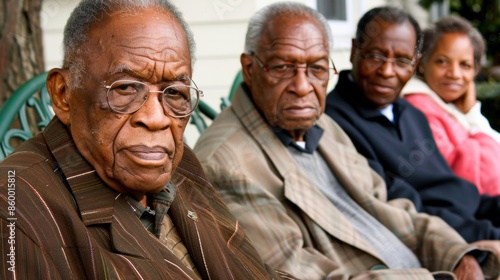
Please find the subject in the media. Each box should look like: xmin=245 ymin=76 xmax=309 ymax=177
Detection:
xmin=415 ymin=53 xmax=423 ymax=74
xmin=46 ymin=68 xmax=72 ymax=126
xmin=350 ymin=39 xmax=358 ymax=63
xmin=240 ymin=53 xmax=253 ymax=89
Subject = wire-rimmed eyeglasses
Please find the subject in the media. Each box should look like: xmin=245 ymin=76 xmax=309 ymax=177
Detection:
xmin=360 ymin=52 xmax=415 ymax=73
xmin=104 ymin=78 xmax=204 ymax=118
xmin=250 ymin=52 xmax=338 ymax=81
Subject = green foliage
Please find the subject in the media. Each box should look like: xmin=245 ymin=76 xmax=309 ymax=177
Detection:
xmin=477 ymin=82 xmax=500 ymax=99
xmin=477 ymin=82 xmax=500 ymax=131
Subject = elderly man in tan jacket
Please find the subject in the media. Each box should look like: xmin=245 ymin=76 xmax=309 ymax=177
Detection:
xmin=194 ymin=2 xmax=499 ymax=279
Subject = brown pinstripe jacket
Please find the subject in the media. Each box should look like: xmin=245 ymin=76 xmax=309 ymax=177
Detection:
xmin=0 ymin=118 xmax=293 ymax=280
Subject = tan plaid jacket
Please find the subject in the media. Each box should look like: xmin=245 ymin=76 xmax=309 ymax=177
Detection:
xmin=194 ymin=85 xmax=499 ymax=280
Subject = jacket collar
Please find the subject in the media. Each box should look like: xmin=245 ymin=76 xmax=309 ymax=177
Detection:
xmin=43 ymin=118 xmax=116 ymax=225
xmin=231 ymin=84 xmax=383 ymax=259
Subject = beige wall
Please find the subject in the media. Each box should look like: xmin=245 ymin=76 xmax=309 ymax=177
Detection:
xmin=40 ymin=0 xmax=427 ymax=145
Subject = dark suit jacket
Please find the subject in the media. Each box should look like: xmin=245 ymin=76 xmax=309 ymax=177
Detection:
xmin=0 ymin=118 xmax=291 ymax=280
xmin=325 ymin=70 xmax=500 ymax=243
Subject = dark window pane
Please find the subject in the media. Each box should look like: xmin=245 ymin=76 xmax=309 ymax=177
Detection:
xmin=317 ymin=0 xmax=346 ymax=20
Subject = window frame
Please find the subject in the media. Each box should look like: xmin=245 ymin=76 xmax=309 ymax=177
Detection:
xmin=305 ymin=0 xmax=355 ymax=50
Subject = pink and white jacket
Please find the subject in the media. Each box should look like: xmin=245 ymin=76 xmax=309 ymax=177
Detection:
xmin=402 ymin=78 xmax=500 ymax=195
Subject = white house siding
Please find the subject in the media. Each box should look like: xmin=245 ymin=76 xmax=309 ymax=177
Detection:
xmin=40 ymin=0 xmax=427 ymax=145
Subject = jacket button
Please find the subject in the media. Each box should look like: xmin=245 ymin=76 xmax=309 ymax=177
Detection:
xmin=187 ymin=210 xmax=198 ymax=222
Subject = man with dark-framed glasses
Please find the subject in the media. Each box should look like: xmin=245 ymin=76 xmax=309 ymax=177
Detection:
xmin=0 ymin=1 xmax=297 ymax=279
xmin=194 ymin=2 xmax=498 ymax=279
xmin=325 ymin=4 xmax=500 ymax=254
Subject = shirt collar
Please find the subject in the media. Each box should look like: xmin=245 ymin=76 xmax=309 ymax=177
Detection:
xmin=272 ymin=125 xmax=324 ymax=154
xmin=126 ymin=182 xmax=177 ymax=237
xmin=379 ymin=104 xmax=395 ymax=122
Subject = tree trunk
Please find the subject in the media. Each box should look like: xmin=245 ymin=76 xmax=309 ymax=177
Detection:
xmin=0 ymin=0 xmax=45 ymax=105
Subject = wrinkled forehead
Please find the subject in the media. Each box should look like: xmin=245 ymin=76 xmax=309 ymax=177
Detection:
xmin=86 ymin=7 xmax=191 ymax=82
xmin=90 ymin=7 xmax=188 ymax=50
xmin=259 ymin=14 xmax=328 ymax=53
xmin=263 ymin=36 xmax=327 ymax=53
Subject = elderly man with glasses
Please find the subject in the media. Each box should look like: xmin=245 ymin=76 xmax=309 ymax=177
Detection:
xmin=0 ymin=1 xmax=298 ymax=279
xmin=194 ymin=2 xmax=499 ymax=279
xmin=325 ymin=6 xmax=500 ymax=247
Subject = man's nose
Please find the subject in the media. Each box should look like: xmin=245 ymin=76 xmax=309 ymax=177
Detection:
xmin=290 ymin=67 xmax=314 ymax=96
xmin=130 ymin=91 xmax=172 ymax=130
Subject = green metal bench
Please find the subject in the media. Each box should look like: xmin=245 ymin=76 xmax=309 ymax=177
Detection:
xmin=0 ymin=72 xmax=53 ymax=161
xmin=221 ymin=70 xmax=243 ymax=110
xmin=190 ymin=99 xmax=218 ymax=134
xmin=189 ymin=70 xmax=242 ymax=133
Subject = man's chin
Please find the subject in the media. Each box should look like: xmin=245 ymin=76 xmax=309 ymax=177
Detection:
xmin=118 ymin=174 xmax=171 ymax=195
xmin=277 ymin=121 xmax=316 ymax=132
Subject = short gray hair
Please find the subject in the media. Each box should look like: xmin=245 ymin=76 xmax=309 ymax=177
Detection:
xmin=418 ymin=15 xmax=485 ymax=76
xmin=244 ymin=1 xmax=333 ymax=54
xmin=62 ymin=0 xmax=196 ymax=87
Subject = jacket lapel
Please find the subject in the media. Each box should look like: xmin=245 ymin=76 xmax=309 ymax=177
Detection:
xmin=105 ymin=189 xmax=202 ymax=279
xmin=232 ymin=86 xmax=382 ymax=259
xmin=169 ymin=171 xmax=239 ymax=280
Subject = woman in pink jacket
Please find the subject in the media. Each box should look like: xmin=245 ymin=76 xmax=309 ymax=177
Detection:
xmin=402 ymin=16 xmax=500 ymax=195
